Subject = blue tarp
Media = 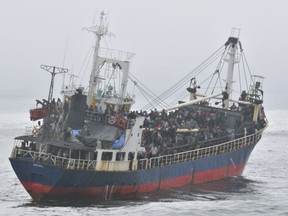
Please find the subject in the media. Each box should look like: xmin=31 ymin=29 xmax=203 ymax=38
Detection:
xmin=71 ymin=129 xmax=80 ymax=136
xmin=112 ymin=134 xmax=125 ymax=149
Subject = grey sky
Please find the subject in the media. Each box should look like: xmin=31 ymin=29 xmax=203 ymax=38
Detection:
xmin=1 ymin=0 xmax=287 ymax=110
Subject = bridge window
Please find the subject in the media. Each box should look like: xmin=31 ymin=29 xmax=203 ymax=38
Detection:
xmin=128 ymin=152 xmax=135 ymax=160
xmin=116 ymin=152 xmax=125 ymax=161
xmin=101 ymin=152 xmax=113 ymax=161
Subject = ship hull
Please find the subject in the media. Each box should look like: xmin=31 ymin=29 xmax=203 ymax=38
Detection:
xmin=9 ymin=143 xmax=256 ymax=201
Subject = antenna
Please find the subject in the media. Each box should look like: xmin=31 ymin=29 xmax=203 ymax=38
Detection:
xmin=82 ymin=11 xmax=115 ymax=38
xmin=40 ymin=64 xmax=68 ymax=104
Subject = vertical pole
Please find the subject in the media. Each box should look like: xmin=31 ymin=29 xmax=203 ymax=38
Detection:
xmin=87 ymin=34 xmax=102 ymax=107
xmin=48 ymin=66 xmax=56 ymax=103
xmin=224 ymin=44 xmax=236 ymax=109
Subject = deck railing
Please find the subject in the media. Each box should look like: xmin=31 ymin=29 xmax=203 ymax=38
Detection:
xmin=11 ymin=129 xmax=263 ymax=172
xmin=10 ymin=148 xmax=96 ymax=171
xmin=137 ymin=129 xmax=262 ymax=170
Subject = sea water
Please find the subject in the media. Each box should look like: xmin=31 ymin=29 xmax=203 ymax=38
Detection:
xmin=0 ymin=96 xmax=287 ymax=216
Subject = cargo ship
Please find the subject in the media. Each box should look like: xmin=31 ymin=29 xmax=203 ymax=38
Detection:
xmin=9 ymin=12 xmax=267 ymax=201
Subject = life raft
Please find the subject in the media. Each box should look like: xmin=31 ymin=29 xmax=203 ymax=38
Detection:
xmin=30 ymin=107 xmax=47 ymax=121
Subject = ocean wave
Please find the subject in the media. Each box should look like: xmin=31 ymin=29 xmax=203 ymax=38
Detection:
xmin=263 ymin=130 xmax=288 ymax=137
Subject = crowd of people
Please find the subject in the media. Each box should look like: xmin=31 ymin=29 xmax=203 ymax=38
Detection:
xmin=135 ymin=108 xmax=232 ymax=157
xmin=86 ymin=105 xmax=237 ymax=157
xmin=37 ymin=93 xmax=265 ymax=160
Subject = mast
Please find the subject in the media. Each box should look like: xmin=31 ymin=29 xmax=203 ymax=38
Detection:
xmin=40 ymin=64 xmax=68 ymax=104
xmin=223 ymin=28 xmax=241 ymax=109
xmin=83 ymin=11 xmax=114 ymax=107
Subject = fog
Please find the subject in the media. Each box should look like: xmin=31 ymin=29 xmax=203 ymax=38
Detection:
xmin=1 ymin=0 xmax=287 ymax=110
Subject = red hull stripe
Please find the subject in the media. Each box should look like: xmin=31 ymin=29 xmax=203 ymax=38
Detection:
xmin=21 ymin=163 xmax=246 ymax=200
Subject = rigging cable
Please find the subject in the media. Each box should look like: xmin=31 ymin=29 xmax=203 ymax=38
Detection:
xmin=141 ymin=44 xmax=226 ymax=110
xmin=128 ymin=73 xmax=170 ymax=109
xmin=204 ymin=46 xmax=228 ymax=95
xmin=78 ymin=39 xmax=95 ymax=86
xmin=241 ymin=52 xmax=251 ymax=91
xmin=159 ymin=46 xmax=226 ymax=107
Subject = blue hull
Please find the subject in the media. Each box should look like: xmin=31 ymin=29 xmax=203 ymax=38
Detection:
xmin=9 ymin=143 xmax=256 ymax=200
